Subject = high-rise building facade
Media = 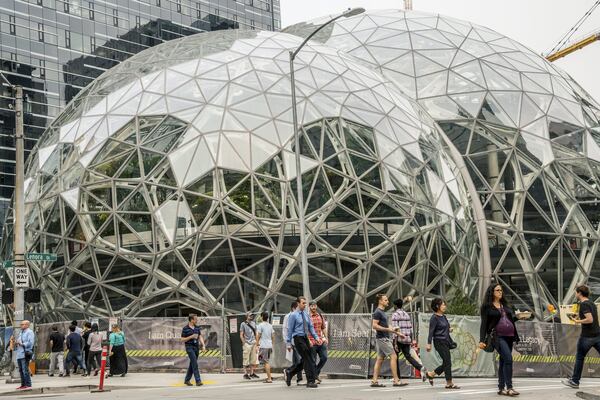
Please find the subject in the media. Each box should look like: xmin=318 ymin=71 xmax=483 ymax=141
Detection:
xmin=0 ymin=0 xmax=280 ymax=231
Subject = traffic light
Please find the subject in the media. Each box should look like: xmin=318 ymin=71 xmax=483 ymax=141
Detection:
xmin=1 ymin=289 xmax=13 ymax=304
xmin=25 ymin=288 xmax=40 ymax=303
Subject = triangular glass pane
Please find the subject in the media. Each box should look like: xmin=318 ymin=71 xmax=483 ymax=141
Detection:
xmin=184 ymin=192 xmax=213 ymax=227
xmin=478 ymin=95 xmax=516 ymax=127
xmin=306 ymin=171 xmax=330 ymax=214
xmin=349 ymin=153 xmax=376 ymax=177
xmin=117 ymin=152 xmax=142 ymax=179
xmin=140 ymin=149 xmax=165 ymax=176
xmin=93 ymin=153 xmax=130 ymax=178
xmin=325 ymin=205 xmax=358 ymax=223
xmin=138 ymin=115 xmax=166 ymax=141
xmin=449 ymin=92 xmax=486 ymax=118
xmin=523 ymin=194 xmax=557 ymax=233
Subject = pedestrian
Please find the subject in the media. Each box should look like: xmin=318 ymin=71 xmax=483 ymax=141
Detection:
xmin=479 ymin=284 xmax=521 ymax=396
xmin=370 ymin=293 xmax=406 ymax=388
xmin=71 ymin=320 xmax=83 ymax=335
xmin=108 ymin=324 xmax=128 ymax=377
xmin=391 ymin=298 xmax=426 ymax=379
xmin=284 ymin=296 xmax=322 ymax=388
xmin=256 ymin=311 xmax=274 ymax=383
xmin=308 ymin=301 xmax=328 ymax=384
xmin=240 ymin=312 xmax=259 ymax=380
xmin=64 ymin=325 xmax=87 ymax=377
xmin=82 ymin=322 xmax=92 ymax=374
xmin=181 ymin=314 xmax=206 ymax=387
xmin=562 ymin=284 xmax=600 ymax=389
xmin=70 ymin=320 xmax=82 ymax=374
xmin=48 ymin=325 xmax=65 ymax=377
xmin=14 ymin=320 xmax=34 ymax=390
xmin=424 ymin=298 xmax=459 ymax=389
xmin=282 ymin=301 xmax=303 ymax=385
xmin=86 ymin=324 xmax=103 ymax=376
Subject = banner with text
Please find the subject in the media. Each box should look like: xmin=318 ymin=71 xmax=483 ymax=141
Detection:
xmin=418 ymin=313 xmax=496 ymax=377
xmin=122 ymin=317 xmax=223 ymax=372
xmin=511 ymin=321 xmax=559 ymax=377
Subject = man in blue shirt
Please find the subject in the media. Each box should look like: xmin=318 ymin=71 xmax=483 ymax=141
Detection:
xmin=284 ymin=296 xmax=321 ymax=388
xmin=181 ymin=314 xmax=206 ymax=387
xmin=15 ymin=320 xmax=34 ymax=390
xmin=64 ymin=325 xmax=87 ymax=377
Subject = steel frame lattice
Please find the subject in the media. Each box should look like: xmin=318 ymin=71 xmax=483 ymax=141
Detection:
xmin=285 ymin=9 xmax=600 ymax=316
xmin=1 ymin=29 xmax=479 ymax=320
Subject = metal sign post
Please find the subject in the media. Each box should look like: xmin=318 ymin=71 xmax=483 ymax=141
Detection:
xmin=8 ymin=85 xmax=25 ymax=384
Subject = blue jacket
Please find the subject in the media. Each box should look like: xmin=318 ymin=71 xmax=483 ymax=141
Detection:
xmin=16 ymin=328 xmax=34 ymax=360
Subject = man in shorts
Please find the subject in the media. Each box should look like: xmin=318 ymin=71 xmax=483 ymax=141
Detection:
xmin=257 ymin=311 xmax=274 ymax=383
xmin=371 ymin=293 xmax=406 ymax=387
xmin=240 ymin=312 xmax=259 ymax=380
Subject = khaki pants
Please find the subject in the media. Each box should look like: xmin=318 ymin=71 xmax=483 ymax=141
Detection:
xmin=242 ymin=343 xmax=257 ymax=366
xmin=49 ymin=352 xmax=64 ymax=375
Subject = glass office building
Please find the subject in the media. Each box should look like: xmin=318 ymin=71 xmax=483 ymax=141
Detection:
xmin=0 ymin=0 xmax=280 ymax=233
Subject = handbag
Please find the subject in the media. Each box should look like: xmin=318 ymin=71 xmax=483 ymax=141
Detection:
xmin=448 ymin=337 xmax=458 ymax=350
xmin=483 ymin=329 xmax=496 ymax=353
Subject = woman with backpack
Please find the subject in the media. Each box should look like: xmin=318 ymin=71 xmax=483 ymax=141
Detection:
xmin=479 ymin=284 xmax=521 ymax=396
xmin=424 ymin=298 xmax=460 ymax=389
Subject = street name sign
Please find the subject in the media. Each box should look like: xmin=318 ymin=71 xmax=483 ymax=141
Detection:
xmin=25 ymin=253 xmax=57 ymax=261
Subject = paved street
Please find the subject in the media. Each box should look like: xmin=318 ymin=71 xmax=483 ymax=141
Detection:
xmin=0 ymin=374 xmax=599 ymax=399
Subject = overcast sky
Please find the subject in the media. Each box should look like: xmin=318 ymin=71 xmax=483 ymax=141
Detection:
xmin=280 ymin=0 xmax=600 ymax=101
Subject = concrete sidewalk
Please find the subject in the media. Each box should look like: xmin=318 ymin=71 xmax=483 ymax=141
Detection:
xmin=0 ymin=371 xmax=279 ymax=396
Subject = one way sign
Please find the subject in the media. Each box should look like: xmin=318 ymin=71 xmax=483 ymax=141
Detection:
xmin=14 ymin=266 xmax=29 ymax=288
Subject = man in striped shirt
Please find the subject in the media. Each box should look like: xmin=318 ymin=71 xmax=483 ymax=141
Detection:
xmin=391 ymin=298 xmax=425 ymax=376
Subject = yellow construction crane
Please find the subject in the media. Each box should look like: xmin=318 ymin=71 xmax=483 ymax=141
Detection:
xmin=545 ymin=0 xmax=600 ymax=62
xmin=546 ymin=31 xmax=600 ymax=62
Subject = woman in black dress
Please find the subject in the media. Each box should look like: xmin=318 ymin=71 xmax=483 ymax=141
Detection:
xmin=479 ymin=284 xmax=520 ymax=396
xmin=108 ymin=324 xmax=128 ymax=377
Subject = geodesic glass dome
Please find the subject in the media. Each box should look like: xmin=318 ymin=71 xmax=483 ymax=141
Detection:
xmin=1 ymin=30 xmax=479 ymax=319
xmin=285 ymin=9 xmax=600 ymax=315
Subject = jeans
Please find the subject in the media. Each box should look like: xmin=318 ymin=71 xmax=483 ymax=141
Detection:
xmin=396 ymin=342 xmax=423 ymax=371
xmin=287 ymin=336 xmax=316 ymax=384
xmin=572 ymin=335 xmax=600 ymax=384
xmin=87 ymin=350 xmax=102 ymax=373
xmin=64 ymin=350 xmax=86 ymax=375
xmin=185 ymin=346 xmax=201 ymax=383
xmin=49 ymin=352 xmax=65 ymax=375
xmin=433 ymin=339 xmax=452 ymax=380
xmin=311 ymin=344 xmax=328 ymax=377
xmin=17 ymin=357 xmax=31 ymax=387
xmin=495 ymin=336 xmax=514 ymax=390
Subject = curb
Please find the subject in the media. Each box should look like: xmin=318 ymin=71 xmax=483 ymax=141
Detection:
xmin=0 ymin=384 xmax=150 ymax=396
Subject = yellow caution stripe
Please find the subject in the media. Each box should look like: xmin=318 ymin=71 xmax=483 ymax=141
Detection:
xmin=36 ymin=350 xmax=222 ymax=359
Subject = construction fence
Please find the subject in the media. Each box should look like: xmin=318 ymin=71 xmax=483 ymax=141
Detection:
xmin=28 ymin=312 xmax=600 ymax=378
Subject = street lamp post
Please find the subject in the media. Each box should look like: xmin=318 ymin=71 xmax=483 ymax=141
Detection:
xmin=0 ymin=72 xmax=26 ymax=383
xmin=289 ymin=7 xmax=365 ymax=301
